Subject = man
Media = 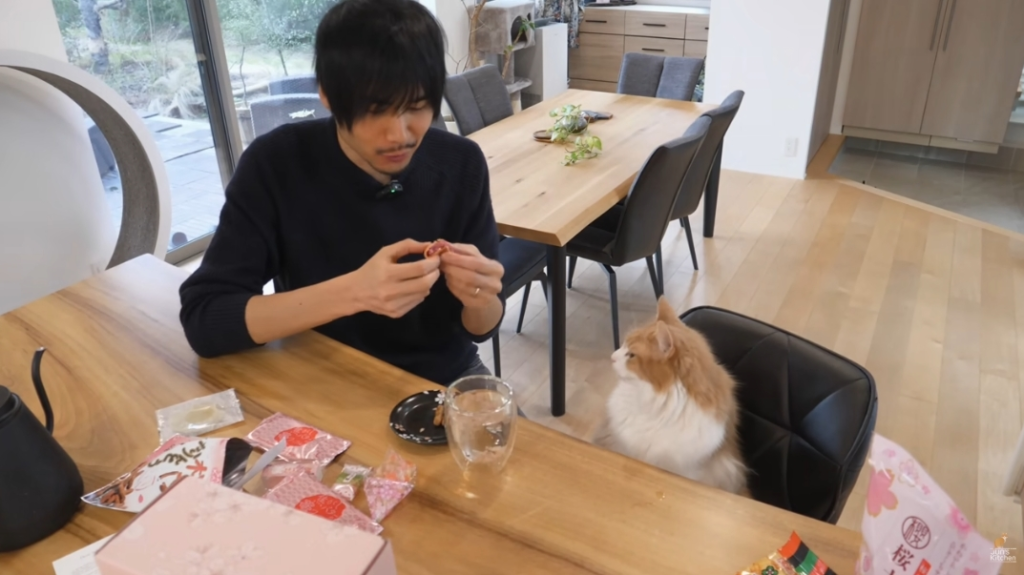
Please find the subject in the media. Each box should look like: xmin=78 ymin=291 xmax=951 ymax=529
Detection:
xmin=179 ymin=0 xmax=505 ymax=386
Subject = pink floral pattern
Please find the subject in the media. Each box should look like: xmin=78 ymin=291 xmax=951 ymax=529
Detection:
xmin=866 ymin=468 xmax=898 ymax=517
xmin=859 ymin=549 xmax=873 ymax=575
xmin=948 ymin=504 xmax=972 ymax=539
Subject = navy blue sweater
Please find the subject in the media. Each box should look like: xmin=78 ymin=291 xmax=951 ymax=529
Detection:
xmin=179 ymin=119 xmax=502 ymax=384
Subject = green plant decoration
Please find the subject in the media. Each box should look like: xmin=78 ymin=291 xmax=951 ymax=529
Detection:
xmin=548 ymin=104 xmax=603 ymax=166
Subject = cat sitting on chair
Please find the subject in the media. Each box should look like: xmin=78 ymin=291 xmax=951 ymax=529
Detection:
xmin=594 ymin=297 xmax=747 ymax=495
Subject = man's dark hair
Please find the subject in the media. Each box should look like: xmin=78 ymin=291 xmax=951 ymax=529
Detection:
xmin=314 ymin=0 xmax=446 ymax=129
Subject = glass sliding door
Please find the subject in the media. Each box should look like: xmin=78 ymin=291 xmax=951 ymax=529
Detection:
xmin=214 ymin=0 xmax=335 ymax=149
xmin=50 ymin=0 xmax=239 ymax=263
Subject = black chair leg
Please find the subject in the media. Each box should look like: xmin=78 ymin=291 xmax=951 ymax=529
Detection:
xmin=683 ymin=216 xmax=699 ymax=270
xmin=645 ymin=256 xmax=661 ymax=299
xmin=516 ymin=283 xmax=531 ymax=334
xmin=655 ymin=245 xmax=664 ymax=294
xmin=600 ymin=264 xmax=620 ymax=349
xmin=492 ymin=332 xmax=501 ymax=378
xmin=539 ymin=275 xmax=549 ymax=302
xmin=567 ymin=256 xmax=577 ymax=289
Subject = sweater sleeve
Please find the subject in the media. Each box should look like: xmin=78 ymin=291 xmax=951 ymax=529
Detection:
xmin=457 ymin=142 xmax=505 ymax=344
xmin=179 ymin=140 xmax=280 ymax=358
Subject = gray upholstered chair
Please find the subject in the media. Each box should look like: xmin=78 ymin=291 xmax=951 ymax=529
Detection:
xmin=492 ymin=238 xmax=549 ymax=378
xmin=268 ymin=74 xmax=318 ymax=96
xmin=617 ymin=52 xmax=704 ymax=101
xmin=249 ymin=94 xmax=330 ymax=138
xmin=565 ymin=116 xmax=710 ymax=349
xmin=668 ymin=90 xmax=744 ymax=270
xmin=443 ymin=64 xmax=513 ymax=136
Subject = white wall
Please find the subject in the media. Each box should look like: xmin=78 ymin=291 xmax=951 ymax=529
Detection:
xmin=704 ymin=0 xmax=832 ymax=179
xmin=0 ymin=0 xmax=115 ymax=313
xmin=434 ymin=0 xmax=472 ymax=75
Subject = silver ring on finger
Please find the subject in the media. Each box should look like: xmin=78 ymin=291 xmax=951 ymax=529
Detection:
xmin=474 ymin=287 xmax=481 ymax=296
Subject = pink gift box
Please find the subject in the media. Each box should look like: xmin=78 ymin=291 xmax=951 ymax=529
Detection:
xmin=95 ymin=476 xmax=396 ymax=575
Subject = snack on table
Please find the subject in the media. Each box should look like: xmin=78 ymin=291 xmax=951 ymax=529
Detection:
xmin=858 ymin=434 xmax=1000 ymax=575
xmin=82 ymin=435 xmax=252 ymax=513
xmin=155 ymin=388 xmax=244 ymax=443
xmin=261 ymin=459 xmax=324 ymax=491
xmin=332 ymin=463 xmax=372 ymax=501
xmin=364 ymin=449 xmax=417 ymax=522
xmin=737 ymin=532 xmax=831 ymax=575
xmin=247 ymin=412 xmax=351 ymax=467
xmin=424 ymin=239 xmax=455 ymax=258
xmin=265 ymin=472 xmax=382 ymax=535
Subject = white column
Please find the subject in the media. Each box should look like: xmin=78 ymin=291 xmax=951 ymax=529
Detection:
xmin=0 ymin=0 xmax=115 ymax=314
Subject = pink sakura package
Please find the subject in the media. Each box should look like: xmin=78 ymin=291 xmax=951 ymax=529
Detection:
xmin=265 ymin=472 xmax=382 ymax=535
xmin=247 ymin=412 xmax=351 ymax=467
xmin=364 ymin=449 xmax=416 ymax=523
xmin=859 ymin=434 xmax=1001 ymax=575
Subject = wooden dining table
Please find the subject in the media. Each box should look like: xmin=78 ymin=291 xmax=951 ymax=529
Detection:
xmin=0 ymin=256 xmax=863 ymax=574
xmin=472 ymin=89 xmax=717 ymax=416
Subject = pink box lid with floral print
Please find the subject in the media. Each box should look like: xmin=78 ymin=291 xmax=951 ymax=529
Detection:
xmin=95 ymin=476 xmax=396 ymax=575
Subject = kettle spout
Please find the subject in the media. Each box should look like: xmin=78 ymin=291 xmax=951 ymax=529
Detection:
xmin=31 ymin=347 xmax=55 ymax=434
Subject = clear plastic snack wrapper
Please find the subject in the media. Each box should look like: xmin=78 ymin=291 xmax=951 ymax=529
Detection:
xmin=364 ymin=449 xmax=416 ymax=523
xmin=261 ymin=459 xmax=324 ymax=491
xmin=264 ymin=472 xmax=382 ymax=535
xmin=332 ymin=464 xmax=371 ymax=501
xmin=82 ymin=435 xmax=252 ymax=513
xmin=247 ymin=412 xmax=351 ymax=466
xmin=858 ymin=434 xmax=1001 ymax=575
xmin=155 ymin=389 xmax=244 ymax=443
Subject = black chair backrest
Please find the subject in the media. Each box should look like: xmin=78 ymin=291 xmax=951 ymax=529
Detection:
xmin=680 ymin=306 xmax=878 ymax=524
xmin=617 ymin=52 xmax=704 ymax=101
xmin=443 ymin=65 xmax=513 ymax=136
xmin=671 ymin=90 xmax=744 ymax=220
xmin=608 ymin=115 xmax=710 ymax=266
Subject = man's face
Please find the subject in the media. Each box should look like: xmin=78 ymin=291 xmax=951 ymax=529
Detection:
xmin=321 ymin=89 xmax=434 ymax=178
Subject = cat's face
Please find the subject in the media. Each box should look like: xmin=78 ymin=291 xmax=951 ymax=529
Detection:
xmin=611 ymin=297 xmax=694 ymax=393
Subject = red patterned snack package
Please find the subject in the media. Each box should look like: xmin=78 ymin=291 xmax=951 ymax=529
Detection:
xmin=737 ymin=533 xmax=833 ymax=575
xmin=247 ymin=413 xmax=351 ymax=467
xmin=364 ymin=449 xmax=416 ymax=523
xmin=261 ymin=459 xmax=324 ymax=491
xmin=265 ymin=472 xmax=382 ymax=535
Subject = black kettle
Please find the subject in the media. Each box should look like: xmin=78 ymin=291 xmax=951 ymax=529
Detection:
xmin=0 ymin=348 xmax=84 ymax=552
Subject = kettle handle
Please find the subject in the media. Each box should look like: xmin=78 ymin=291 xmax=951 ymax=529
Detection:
xmin=31 ymin=347 xmax=55 ymax=434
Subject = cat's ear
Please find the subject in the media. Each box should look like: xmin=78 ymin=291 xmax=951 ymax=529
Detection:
xmin=654 ymin=321 xmax=674 ymax=356
xmin=656 ymin=296 xmax=679 ymax=325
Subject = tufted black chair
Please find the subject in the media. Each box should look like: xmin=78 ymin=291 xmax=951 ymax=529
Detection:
xmin=679 ymin=306 xmax=878 ymax=524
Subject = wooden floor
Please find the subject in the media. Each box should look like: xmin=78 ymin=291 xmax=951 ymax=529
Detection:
xmin=481 ymin=140 xmax=1024 ymax=548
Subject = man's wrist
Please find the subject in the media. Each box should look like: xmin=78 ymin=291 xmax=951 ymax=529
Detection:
xmin=324 ymin=272 xmax=364 ymax=318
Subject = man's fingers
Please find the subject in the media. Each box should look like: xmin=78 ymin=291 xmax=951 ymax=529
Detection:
xmin=440 ymin=251 xmax=503 ymax=276
xmin=385 ymin=238 xmax=432 ymax=261
xmin=389 ymin=257 xmax=440 ymax=280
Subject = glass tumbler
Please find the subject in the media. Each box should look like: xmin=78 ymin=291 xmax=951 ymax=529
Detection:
xmin=444 ymin=375 xmax=517 ymax=472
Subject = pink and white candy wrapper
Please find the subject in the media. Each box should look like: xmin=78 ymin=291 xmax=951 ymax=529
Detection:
xmin=247 ymin=412 xmax=351 ymax=467
xmin=858 ymin=434 xmax=1001 ymax=575
xmin=264 ymin=472 xmax=382 ymax=535
xmin=364 ymin=450 xmax=416 ymax=523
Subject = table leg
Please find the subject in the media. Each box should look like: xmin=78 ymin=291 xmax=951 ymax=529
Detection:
xmin=546 ymin=245 xmax=567 ymax=417
xmin=703 ymin=143 xmax=722 ymax=238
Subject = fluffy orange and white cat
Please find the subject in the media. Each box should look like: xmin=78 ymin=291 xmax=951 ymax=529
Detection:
xmin=594 ymin=297 xmax=747 ymax=495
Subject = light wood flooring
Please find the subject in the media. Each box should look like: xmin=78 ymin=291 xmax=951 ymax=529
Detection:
xmin=178 ymin=137 xmax=1024 ymax=554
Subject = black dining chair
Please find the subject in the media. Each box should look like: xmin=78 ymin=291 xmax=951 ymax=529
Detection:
xmin=564 ymin=116 xmax=710 ymax=349
xmin=443 ymin=64 xmax=513 ymax=136
xmin=492 ymin=237 xmax=549 ymax=378
xmin=668 ymin=90 xmax=744 ymax=270
xmin=680 ymin=306 xmax=878 ymax=524
xmin=617 ymin=52 xmax=704 ymax=101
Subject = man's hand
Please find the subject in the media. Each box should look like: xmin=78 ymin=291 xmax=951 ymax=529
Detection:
xmin=438 ymin=243 xmax=504 ymax=308
xmin=351 ymin=239 xmax=441 ymax=318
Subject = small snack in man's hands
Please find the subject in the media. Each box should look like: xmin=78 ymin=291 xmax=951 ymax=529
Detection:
xmin=332 ymin=463 xmax=372 ymax=500
xmin=155 ymin=389 xmax=245 ymax=443
xmin=423 ymin=239 xmax=453 ymax=258
xmin=261 ymin=459 xmax=323 ymax=491
xmin=364 ymin=449 xmax=417 ymax=522
xmin=264 ymin=472 xmax=382 ymax=535
xmin=247 ymin=412 xmax=351 ymax=467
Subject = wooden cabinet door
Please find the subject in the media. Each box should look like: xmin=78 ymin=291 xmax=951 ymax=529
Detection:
xmin=624 ymin=36 xmax=685 ymax=58
xmin=843 ymin=0 xmax=947 ymax=133
xmin=569 ymin=33 xmax=625 ymax=83
xmin=920 ymin=0 xmax=1024 ymax=143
